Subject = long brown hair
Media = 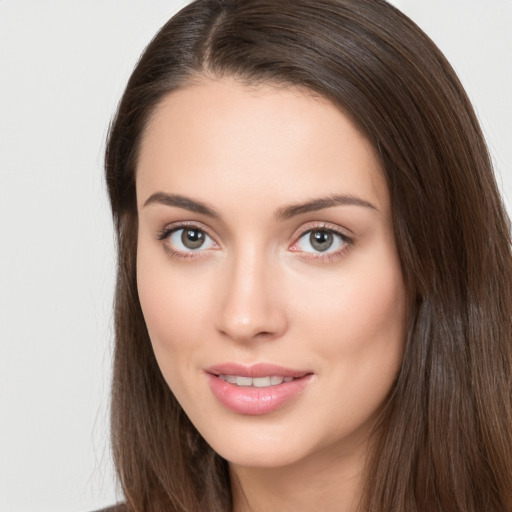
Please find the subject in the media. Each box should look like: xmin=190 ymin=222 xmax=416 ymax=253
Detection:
xmin=105 ymin=1 xmax=512 ymax=510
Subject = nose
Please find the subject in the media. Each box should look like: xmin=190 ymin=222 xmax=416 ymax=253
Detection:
xmin=214 ymin=249 xmax=288 ymax=343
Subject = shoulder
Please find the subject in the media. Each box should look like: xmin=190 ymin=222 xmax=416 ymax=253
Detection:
xmin=91 ymin=504 xmax=128 ymax=512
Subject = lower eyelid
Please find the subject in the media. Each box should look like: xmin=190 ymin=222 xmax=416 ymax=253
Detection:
xmin=296 ymin=241 xmax=352 ymax=262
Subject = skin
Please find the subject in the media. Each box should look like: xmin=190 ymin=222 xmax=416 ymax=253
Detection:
xmin=136 ymin=77 xmax=406 ymax=512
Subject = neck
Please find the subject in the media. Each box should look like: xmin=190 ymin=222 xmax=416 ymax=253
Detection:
xmin=229 ymin=441 xmax=367 ymax=512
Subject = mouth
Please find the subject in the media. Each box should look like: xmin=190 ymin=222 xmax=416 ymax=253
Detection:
xmin=205 ymin=363 xmax=313 ymax=415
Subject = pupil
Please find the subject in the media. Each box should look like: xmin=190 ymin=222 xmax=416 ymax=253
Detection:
xmin=310 ymin=230 xmax=333 ymax=252
xmin=182 ymin=229 xmax=205 ymax=249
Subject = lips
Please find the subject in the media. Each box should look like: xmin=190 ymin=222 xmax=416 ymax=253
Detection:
xmin=205 ymin=363 xmax=313 ymax=415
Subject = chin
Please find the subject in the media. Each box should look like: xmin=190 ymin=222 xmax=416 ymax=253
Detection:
xmin=192 ymin=416 xmax=327 ymax=469
xmin=215 ymin=440 xmax=308 ymax=469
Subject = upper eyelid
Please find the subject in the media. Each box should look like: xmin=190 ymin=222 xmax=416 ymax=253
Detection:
xmin=291 ymin=221 xmax=353 ymax=241
xmin=157 ymin=221 xmax=217 ymax=241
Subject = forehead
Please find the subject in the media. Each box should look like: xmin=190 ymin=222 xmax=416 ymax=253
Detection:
xmin=136 ymin=77 xmax=388 ymax=213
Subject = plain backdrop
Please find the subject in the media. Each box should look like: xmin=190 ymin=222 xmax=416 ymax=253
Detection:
xmin=0 ymin=1 xmax=510 ymax=511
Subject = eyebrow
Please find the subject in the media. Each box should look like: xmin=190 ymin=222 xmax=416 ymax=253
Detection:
xmin=143 ymin=192 xmax=377 ymax=220
xmin=275 ymin=195 xmax=377 ymax=220
xmin=143 ymin=192 xmax=219 ymax=218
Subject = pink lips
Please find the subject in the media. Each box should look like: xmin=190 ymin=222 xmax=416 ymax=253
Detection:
xmin=205 ymin=363 xmax=313 ymax=415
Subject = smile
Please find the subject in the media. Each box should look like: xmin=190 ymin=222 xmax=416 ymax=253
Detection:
xmin=219 ymin=375 xmax=295 ymax=387
xmin=205 ymin=363 xmax=314 ymax=415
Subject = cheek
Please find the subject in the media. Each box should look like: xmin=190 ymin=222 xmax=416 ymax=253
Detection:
xmin=136 ymin=253 xmax=214 ymax=413
xmin=136 ymin=244 xmax=208 ymax=365
xmin=292 ymin=255 xmax=406 ymax=437
xmin=297 ymin=250 xmax=406 ymax=372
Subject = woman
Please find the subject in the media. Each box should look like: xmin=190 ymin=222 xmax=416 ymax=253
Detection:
xmin=102 ymin=0 xmax=512 ymax=510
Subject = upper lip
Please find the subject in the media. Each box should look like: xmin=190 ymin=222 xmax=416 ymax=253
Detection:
xmin=205 ymin=363 xmax=311 ymax=378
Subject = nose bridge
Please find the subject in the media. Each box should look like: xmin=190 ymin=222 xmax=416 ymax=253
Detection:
xmin=215 ymin=242 xmax=287 ymax=342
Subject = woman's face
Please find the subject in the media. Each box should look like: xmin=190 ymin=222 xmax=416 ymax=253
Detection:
xmin=136 ymin=78 xmax=406 ymax=469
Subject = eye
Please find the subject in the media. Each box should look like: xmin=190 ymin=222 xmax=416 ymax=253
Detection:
xmin=166 ymin=227 xmax=217 ymax=252
xmin=294 ymin=229 xmax=349 ymax=254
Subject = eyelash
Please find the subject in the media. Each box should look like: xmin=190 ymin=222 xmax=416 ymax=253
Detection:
xmin=289 ymin=222 xmax=353 ymax=262
xmin=156 ymin=222 xmax=353 ymax=262
xmin=156 ymin=222 xmax=217 ymax=260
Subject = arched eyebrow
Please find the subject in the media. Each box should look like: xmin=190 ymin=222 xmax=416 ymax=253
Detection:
xmin=143 ymin=192 xmax=219 ymax=218
xmin=275 ymin=195 xmax=377 ymax=220
xmin=143 ymin=192 xmax=377 ymax=220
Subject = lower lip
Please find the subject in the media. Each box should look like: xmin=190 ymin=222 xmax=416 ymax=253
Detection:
xmin=206 ymin=373 xmax=313 ymax=415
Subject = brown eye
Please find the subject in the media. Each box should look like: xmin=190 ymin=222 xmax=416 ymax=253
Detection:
xmin=181 ymin=228 xmax=206 ymax=249
xmin=309 ymin=230 xmax=334 ymax=252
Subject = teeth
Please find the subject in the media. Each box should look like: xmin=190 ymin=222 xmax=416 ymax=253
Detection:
xmin=253 ymin=377 xmax=271 ymax=387
xmin=219 ymin=375 xmax=295 ymax=387
xmin=236 ymin=376 xmax=252 ymax=387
